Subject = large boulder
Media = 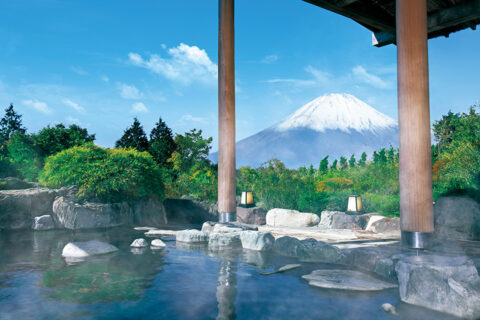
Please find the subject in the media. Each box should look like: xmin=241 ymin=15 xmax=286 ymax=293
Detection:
xmin=236 ymin=206 xmax=267 ymax=225
xmin=434 ymin=196 xmax=480 ymax=241
xmin=329 ymin=213 xmax=383 ymax=230
xmin=61 ymin=240 xmax=118 ymax=258
xmin=32 ymin=215 xmax=55 ymax=231
xmin=266 ymin=208 xmax=319 ymax=228
xmin=0 ymin=188 xmax=59 ymax=229
xmin=366 ymin=217 xmax=400 ymax=234
xmin=176 ymin=229 xmax=209 ymax=243
xmin=396 ymin=254 xmax=480 ymax=319
xmin=296 ymin=238 xmax=345 ymax=264
xmin=273 ymin=236 xmax=303 ymax=257
xmin=318 ymin=211 xmax=344 ymax=228
xmin=240 ymin=231 xmax=274 ymax=251
xmin=208 ymin=232 xmax=241 ymax=249
xmin=52 ymin=196 xmax=133 ymax=229
xmin=132 ymin=198 xmax=168 ymax=226
xmin=164 ymin=196 xmax=217 ymax=224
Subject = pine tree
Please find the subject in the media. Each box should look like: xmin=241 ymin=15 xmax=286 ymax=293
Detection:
xmin=339 ymin=156 xmax=348 ymax=170
xmin=349 ymin=154 xmax=356 ymax=168
xmin=331 ymin=159 xmax=338 ymax=171
xmin=308 ymin=164 xmax=315 ymax=176
xmin=115 ymin=117 xmax=149 ymax=152
xmin=149 ymin=117 xmax=176 ymax=167
xmin=358 ymin=152 xmax=367 ymax=167
xmin=319 ymin=156 xmax=329 ymax=174
xmin=0 ymin=104 xmax=26 ymax=145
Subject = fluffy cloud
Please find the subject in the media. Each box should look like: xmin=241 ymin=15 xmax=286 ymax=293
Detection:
xmin=352 ymin=66 xmax=391 ymax=89
xmin=118 ymin=83 xmax=143 ymax=99
xmin=22 ymin=99 xmax=52 ymax=114
xmin=267 ymin=66 xmax=330 ymax=87
xmin=261 ymin=54 xmax=279 ymax=64
xmin=128 ymin=43 xmax=217 ymax=85
xmin=131 ymin=102 xmax=149 ymax=114
xmin=62 ymin=98 xmax=85 ymax=113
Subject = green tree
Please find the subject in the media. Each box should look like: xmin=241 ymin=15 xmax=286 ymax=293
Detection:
xmin=149 ymin=117 xmax=176 ymax=167
xmin=331 ymin=159 xmax=338 ymax=171
xmin=33 ymin=123 xmax=95 ymax=157
xmin=169 ymin=129 xmax=213 ymax=173
xmin=7 ymin=132 xmax=42 ymax=181
xmin=339 ymin=156 xmax=348 ymax=170
xmin=319 ymin=156 xmax=329 ymax=174
xmin=0 ymin=104 xmax=26 ymax=154
xmin=358 ymin=152 xmax=367 ymax=167
xmin=308 ymin=164 xmax=315 ymax=176
xmin=348 ymin=154 xmax=356 ymax=168
xmin=115 ymin=118 xmax=149 ymax=152
xmin=387 ymin=147 xmax=396 ymax=164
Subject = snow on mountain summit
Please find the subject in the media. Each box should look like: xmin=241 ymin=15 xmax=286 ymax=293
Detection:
xmin=275 ymin=93 xmax=397 ymax=133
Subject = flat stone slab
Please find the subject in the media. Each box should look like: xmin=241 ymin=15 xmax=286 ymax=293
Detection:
xmin=302 ymin=269 xmax=397 ymax=291
xmin=261 ymin=264 xmax=302 ymax=275
xmin=62 ymin=240 xmax=118 ymax=258
xmin=134 ymin=226 xmax=158 ymax=231
xmin=145 ymin=229 xmax=178 ymax=238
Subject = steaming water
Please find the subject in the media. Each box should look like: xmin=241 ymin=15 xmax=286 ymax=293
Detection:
xmin=0 ymin=228 xmax=458 ymax=320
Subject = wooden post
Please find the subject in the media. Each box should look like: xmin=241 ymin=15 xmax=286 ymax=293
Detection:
xmin=396 ymin=0 xmax=434 ymax=248
xmin=218 ymin=0 xmax=236 ymax=223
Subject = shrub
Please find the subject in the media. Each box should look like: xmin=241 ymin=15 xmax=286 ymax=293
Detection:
xmin=41 ymin=143 xmax=164 ymax=202
xmin=7 ymin=132 xmax=42 ymax=181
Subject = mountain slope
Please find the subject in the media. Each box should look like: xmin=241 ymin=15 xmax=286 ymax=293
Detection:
xmin=211 ymin=93 xmax=398 ymax=168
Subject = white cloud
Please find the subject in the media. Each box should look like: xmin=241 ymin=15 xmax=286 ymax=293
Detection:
xmin=101 ymin=76 xmax=110 ymax=83
xmin=62 ymin=98 xmax=85 ymax=113
xmin=128 ymin=43 xmax=217 ymax=85
xmin=305 ymin=66 xmax=331 ymax=84
xmin=261 ymin=54 xmax=279 ymax=64
xmin=266 ymin=66 xmax=330 ymax=87
xmin=352 ymin=65 xmax=391 ymax=89
xmin=117 ymin=83 xmax=143 ymax=99
xmin=71 ymin=66 xmax=88 ymax=76
xmin=66 ymin=116 xmax=80 ymax=124
xmin=131 ymin=102 xmax=149 ymax=114
xmin=179 ymin=114 xmax=207 ymax=124
xmin=22 ymin=99 xmax=52 ymax=114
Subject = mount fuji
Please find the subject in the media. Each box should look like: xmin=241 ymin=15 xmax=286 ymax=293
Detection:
xmin=211 ymin=93 xmax=399 ymax=168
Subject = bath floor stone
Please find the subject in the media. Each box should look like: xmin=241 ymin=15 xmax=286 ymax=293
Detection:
xmin=302 ymin=269 xmax=397 ymax=291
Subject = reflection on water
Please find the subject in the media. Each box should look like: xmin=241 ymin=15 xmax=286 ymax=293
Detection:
xmin=0 ymin=228 xmax=460 ymax=320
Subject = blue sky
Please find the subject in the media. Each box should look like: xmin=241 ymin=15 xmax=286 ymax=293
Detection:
xmin=1 ymin=0 xmax=479 ymax=149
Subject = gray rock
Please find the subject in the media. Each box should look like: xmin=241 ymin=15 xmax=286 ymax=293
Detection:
xmin=273 ymin=236 xmax=303 ymax=257
xmin=32 ymin=215 xmax=55 ymax=231
xmin=130 ymin=238 xmax=148 ymax=247
xmin=213 ymin=224 xmax=243 ymax=233
xmin=296 ymin=238 xmax=345 ymax=264
xmin=61 ymin=240 xmax=118 ymax=258
xmin=434 ymin=196 xmax=480 ymax=241
xmin=266 ymin=208 xmax=320 ymax=227
xmin=236 ymin=206 xmax=267 ymax=225
xmin=261 ymin=264 xmax=301 ymax=275
xmin=396 ymin=254 xmax=480 ymax=319
xmin=381 ymin=303 xmax=399 ymax=317
xmin=318 ymin=211 xmax=344 ymax=228
xmin=144 ymin=229 xmax=177 ymax=239
xmin=330 ymin=213 xmax=370 ymax=230
xmin=176 ymin=229 xmax=209 ymax=243
xmin=132 ymin=198 xmax=168 ymax=226
xmin=164 ymin=196 xmax=217 ymax=224
xmin=201 ymin=221 xmax=216 ymax=233
xmin=302 ymin=269 xmax=397 ymax=291
xmin=240 ymin=231 xmax=274 ymax=251
xmin=151 ymin=239 xmax=166 ymax=248
xmin=0 ymin=187 xmax=59 ymax=229
xmin=367 ymin=217 xmax=400 ymax=234
xmin=208 ymin=232 xmax=241 ymax=248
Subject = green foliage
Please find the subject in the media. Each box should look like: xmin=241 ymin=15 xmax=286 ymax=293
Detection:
xmin=331 ymin=159 xmax=338 ymax=171
xmin=6 ymin=132 xmax=42 ymax=181
xmin=358 ymin=152 xmax=367 ymax=167
xmin=149 ymin=117 xmax=176 ymax=167
xmin=348 ymin=154 xmax=356 ymax=168
xmin=0 ymin=104 xmax=26 ymax=156
xmin=319 ymin=156 xmax=329 ymax=174
xmin=41 ymin=143 xmax=164 ymax=202
xmin=115 ymin=118 xmax=149 ymax=152
xmin=169 ymin=129 xmax=212 ymax=173
xmin=33 ymin=123 xmax=95 ymax=157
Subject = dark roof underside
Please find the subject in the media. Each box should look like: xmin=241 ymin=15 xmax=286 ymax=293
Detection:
xmin=303 ymin=0 xmax=480 ymax=47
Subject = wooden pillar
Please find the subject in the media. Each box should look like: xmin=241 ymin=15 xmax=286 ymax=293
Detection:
xmin=218 ymin=0 xmax=236 ymax=222
xmin=396 ymin=0 xmax=434 ymax=248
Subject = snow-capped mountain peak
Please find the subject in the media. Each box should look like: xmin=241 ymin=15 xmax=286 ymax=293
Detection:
xmin=274 ymin=93 xmax=397 ymax=133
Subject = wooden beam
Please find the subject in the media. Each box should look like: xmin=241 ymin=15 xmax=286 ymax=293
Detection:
xmin=396 ymin=0 xmax=434 ymax=248
xmin=218 ymin=0 xmax=236 ymax=222
xmin=304 ymin=0 xmax=396 ymax=33
xmin=374 ymin=0 xmax=480 ymax=47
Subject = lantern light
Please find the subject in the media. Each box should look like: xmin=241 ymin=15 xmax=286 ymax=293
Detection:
xmin=240 ymin=191 xmax=254 ymax=208
xmin=347 ymin=195 xmax=363 ymax=214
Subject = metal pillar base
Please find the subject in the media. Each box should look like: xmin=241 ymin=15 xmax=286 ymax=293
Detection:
xmin=401 ymin=231 xmax=433 ymax=249
xmin=219 ymin=212 xmax=236 ymax=223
